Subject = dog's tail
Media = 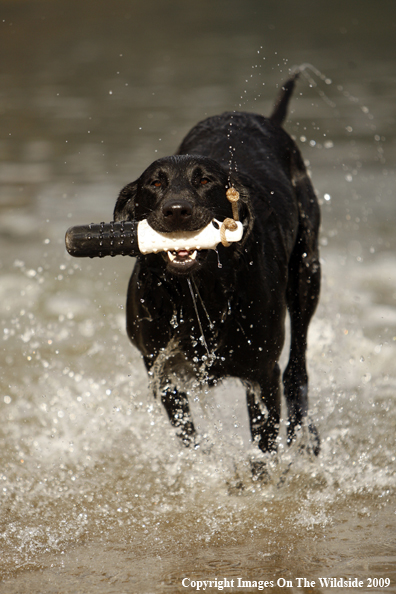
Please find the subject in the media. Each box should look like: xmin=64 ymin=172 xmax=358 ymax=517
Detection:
xmin=270 ymin=72 xmax=299 ymax=126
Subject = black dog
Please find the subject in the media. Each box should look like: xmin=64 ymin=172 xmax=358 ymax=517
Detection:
xmin=113 ymin=75 xmax=321 ymax=456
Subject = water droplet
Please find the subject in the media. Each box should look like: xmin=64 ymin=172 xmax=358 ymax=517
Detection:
xmin=170 ymin=313 xmax=179 ymax=328
xmin=215 ymin=249 xmax=222 ymax=268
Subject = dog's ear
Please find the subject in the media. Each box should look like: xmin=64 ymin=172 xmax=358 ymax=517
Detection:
xmin=113 ymin=181 xmax=138 ymax=222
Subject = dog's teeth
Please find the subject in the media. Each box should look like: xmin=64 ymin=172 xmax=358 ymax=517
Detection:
xmin=167 ymin=249 xmax=198 ymax=264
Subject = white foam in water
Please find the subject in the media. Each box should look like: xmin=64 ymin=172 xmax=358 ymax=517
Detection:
xmin=1 ymin=249 xmax=395 ymax=578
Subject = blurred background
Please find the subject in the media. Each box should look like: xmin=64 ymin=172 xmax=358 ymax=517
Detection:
xmin=0 ymin=1 xmax=395 ymax=592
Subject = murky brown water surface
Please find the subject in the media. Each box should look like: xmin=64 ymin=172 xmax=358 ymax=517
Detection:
xmin=0 ymin=1 xmax=395 ymax=592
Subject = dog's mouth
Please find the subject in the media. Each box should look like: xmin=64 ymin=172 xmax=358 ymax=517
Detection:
xmin=166 ymin=248 xmax=200 ymax=272
xmin=168 ymin=248 xmax=197 ymax=263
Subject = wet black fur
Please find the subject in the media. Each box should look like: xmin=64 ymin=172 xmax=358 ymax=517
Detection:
xmin=114 ymin=77 xmax=321 ymax=457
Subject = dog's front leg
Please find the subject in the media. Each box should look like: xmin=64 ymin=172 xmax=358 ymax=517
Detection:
xmin=246 ymin=363 xmax=281 ymax=454
xmin=143 ymin=353 xmax=197 ymax=448
xmin=160 ymin=386 xmax=196 ymax=447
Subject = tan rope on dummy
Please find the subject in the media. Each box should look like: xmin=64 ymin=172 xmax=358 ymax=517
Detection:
xmin=220 ymin=187 xmax=240 ymax=247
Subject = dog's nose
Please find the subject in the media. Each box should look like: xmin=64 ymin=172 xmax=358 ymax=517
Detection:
xmin=161 ymin=198 xmax=193 ymax=227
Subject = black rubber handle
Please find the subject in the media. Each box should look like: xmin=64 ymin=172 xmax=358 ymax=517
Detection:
xmin=65 ymin=221 xmax=139 ymax=258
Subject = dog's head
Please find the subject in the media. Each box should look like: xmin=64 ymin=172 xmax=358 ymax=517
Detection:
xmin=114 ymin=155 xmax=251 ymax=275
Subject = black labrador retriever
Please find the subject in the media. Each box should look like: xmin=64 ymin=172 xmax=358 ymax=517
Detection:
xmin=112 ymin=74 xmax=321 ymax=456
xmin=66 ymin=75 xmax=321 ymax=460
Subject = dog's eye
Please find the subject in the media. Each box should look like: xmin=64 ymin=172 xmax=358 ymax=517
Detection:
xmin=200 ymin=178 xmax=209 ymax=185
xmin=152 ymin=180 xmax=162 ymax=187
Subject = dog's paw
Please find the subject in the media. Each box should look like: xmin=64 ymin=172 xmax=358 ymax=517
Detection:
xmin=287 ymin=421 xmax=320 ymax=458
xmin=226 ymin=479 xmax=245 ymax=496
xmin=249 ymin=460 xmax=270 ymax=483
xmin=307 ymin=422 xmax=320 ymax=457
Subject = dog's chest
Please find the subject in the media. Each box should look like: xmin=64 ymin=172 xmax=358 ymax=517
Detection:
xmin=129 ymin=259 xmax=285 ymax=380
xmin=153 ymin=293 xmax=268 ymax=382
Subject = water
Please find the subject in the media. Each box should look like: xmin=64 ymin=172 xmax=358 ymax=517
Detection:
xmin=1 ymin=1 xmax=395 ymax=591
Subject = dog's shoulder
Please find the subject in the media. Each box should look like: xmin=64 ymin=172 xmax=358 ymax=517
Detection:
xmin=177 ymin=111 xmax=274 ymax=157
xmin=177 ymin=111 xmax=298 ymax=183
